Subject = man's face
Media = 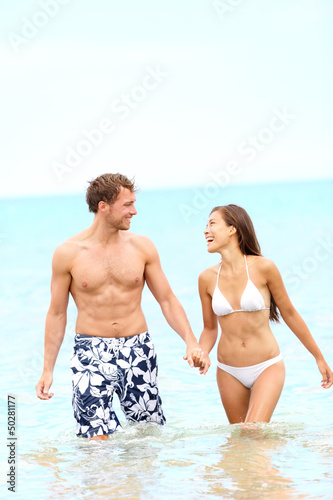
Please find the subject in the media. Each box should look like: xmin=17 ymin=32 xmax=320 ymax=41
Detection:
xmin=105 ymin=187 xmax=137 ymax=230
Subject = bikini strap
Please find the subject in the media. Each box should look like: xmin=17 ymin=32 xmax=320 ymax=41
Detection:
xmin=216 ymin=260 xmax=223 ymax=284
xmin=244 ymin=254 xmax=250 ymax=279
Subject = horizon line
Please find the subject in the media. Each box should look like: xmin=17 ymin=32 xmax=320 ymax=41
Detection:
xmin=1 ymin=176 xmax=332 ymax=202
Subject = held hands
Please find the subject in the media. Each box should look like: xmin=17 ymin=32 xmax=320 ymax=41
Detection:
xmin=35 ymin=373 xmax=54 ymax=400
xmin=317 ymin=359 xmax=333 ymax=389
xmin=183 ymin=346 xmax=211 ymax=375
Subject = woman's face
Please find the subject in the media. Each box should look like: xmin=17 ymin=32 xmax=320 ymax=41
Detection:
xmin=204 ymin=211 xmax=234 ymax=253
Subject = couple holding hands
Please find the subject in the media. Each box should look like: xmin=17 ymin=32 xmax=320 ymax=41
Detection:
xmin=36 ymin=173 xmax=332 ymax=440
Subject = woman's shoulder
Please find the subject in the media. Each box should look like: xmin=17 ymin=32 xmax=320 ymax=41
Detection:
xmin=199 ymin=263 xmax=220 ymax=283
xmin=247 ymin=255 xmax=278 ymax=273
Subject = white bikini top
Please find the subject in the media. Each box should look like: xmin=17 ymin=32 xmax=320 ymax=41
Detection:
xmin=212 ymin=255 xmax=270 ymax=317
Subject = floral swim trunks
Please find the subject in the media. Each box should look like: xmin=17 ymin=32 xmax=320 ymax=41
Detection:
xmin=70 ymin=331 xmax=166 ymax=438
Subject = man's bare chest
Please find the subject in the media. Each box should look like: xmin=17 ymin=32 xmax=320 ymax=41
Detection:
xmin=70 ymin=247 xmax=145 ymax=292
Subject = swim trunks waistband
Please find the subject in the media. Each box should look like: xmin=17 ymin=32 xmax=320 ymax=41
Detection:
xmin=75 ymin=331 xmax=149 ymax=343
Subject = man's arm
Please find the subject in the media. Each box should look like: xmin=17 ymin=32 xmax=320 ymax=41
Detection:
xmin=143 ymin=238 xmax=210 ymax=374
xmin=35 ymin=245 xmax=72 ymax=399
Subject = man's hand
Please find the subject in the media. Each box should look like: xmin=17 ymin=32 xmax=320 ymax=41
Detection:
xmin=184 ymin=346 xmax=211 ymax=375
xmin=36 ymin=373 xmax=54 ymax=400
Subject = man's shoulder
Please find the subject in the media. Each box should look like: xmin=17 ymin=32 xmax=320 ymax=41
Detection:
xmin=53 ymin=229 xmax=89 ymax=262
xmin=127 ymin=232 xmax=156 ymax=251
xmin=66 ymin=227 xmax=91 ymax=244
xmin=125 ymin=233 xmax=161 ymax=264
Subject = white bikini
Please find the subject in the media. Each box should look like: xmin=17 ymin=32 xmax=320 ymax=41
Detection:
xmin=213 ymin=255 xmax=283 ymax=389
xmin=212 ymin=254 xmax=270 ymax=317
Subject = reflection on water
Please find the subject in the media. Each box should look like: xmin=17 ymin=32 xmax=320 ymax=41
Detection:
xmin=195 ymin=424 xmax=303 ymax=500
xmin=24 ymin=425 xmax=165 ymax=500
xmin=20 ymin=421 xmax=333 ymax=500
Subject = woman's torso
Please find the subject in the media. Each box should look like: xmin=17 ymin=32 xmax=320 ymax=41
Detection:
xmin=208 ymin=255 xmax=280 ymax=366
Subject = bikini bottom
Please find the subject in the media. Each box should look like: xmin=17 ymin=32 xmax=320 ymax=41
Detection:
xmin=217 ymin=353 xmax=283 ymax=389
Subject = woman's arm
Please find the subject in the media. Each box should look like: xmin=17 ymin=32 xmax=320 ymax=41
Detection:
xmin=266 ymin=259 xmax=332 ymax=388
xmin=196 ymin=271 xmax=219 ymax=373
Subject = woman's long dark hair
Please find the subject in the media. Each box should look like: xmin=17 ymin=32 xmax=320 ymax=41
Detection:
xmin=210 ymin=204 xmax=280 ymax=323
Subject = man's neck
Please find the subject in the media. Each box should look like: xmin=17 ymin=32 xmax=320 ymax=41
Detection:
xmin=87 ymin=216 xmax=122 ymax=246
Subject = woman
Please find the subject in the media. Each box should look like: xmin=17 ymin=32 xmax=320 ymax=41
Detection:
xmin=197 ymin=204 xmax=332 ymax=424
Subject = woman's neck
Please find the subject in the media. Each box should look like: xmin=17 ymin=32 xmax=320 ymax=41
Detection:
xmin=219 ymin=245 xmax=245 ymax=273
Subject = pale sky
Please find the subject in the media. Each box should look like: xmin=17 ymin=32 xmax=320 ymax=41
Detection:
xmin=1 ymin=0 xmax=332 ymax=198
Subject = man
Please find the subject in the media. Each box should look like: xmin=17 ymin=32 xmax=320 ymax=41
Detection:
xmin=36 ymin=173 xmax=209 ymax=440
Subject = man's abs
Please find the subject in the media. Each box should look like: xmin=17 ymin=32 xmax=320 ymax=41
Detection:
xmin=72 ymin=282 xmax=148 ymax=338
xmin=75 ymin=305 xmax=148 ymax=338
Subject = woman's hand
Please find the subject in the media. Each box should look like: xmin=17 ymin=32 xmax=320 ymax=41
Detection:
xmin=317 ymin=358 xmax=333 ymax=389
xmin=184 ymin=348 xmax=211 ymax=375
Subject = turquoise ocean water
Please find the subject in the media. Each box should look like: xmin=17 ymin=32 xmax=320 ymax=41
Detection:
xmin=0 ymin=180 xmax=333 ymax=499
